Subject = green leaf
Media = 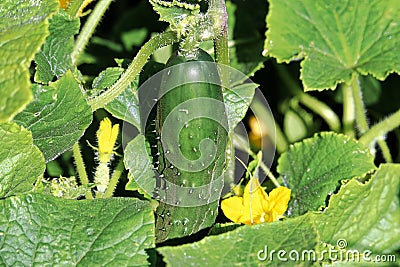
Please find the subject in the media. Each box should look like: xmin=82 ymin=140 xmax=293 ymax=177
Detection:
xmin=121 ymin=28 xmax=148 ymax=51
xmin=223 ymin=82 xmax=257 ymax=132
xmin=34 ymin=10 xmax=80 ymax=83
xmin=14 ymin=71 xmax=92 ymax=161
xmin=149 ymin=0 xmax=200 ymax=29
xmin=158 ymin=214 xmax=318 ymax=267
xmin=0 ymin=0 xmax=59 ymax=121
xmin=264 ymin=0 xmax=400 ymax=91
xmin=0 ymin=193 xmax=154 ymax=266
xmin=0 ymin=123 xmax=45 ymax=198
xmin=226 ymin=0 xmax=266 ymax=77
xmin=94 ymin=67 xmax=141 ymax=129
xmin=314 ymin=164 xmax=400 ymax=254
xmin=92 ymin=67 xmax=124 ymax=90
xmin=329 ymin=261 xmax=396 ymax=267
xmin=277 ymin=132 xmax=376 ymax=216
xmin=124 ymin=134 xmax=155 ymax=199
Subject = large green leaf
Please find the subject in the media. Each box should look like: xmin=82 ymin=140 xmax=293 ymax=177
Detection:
xmin=34 ymin=10 xmax=80 ymax=84
xmin=0 ymin=193 xmax=154 ymax=266
xmin=0 ymin=123 xmax=45 ymax=198
xmin=226 ymin=0 xmax=266 ymax=77
xmin=149 ymin=0 xmax=200 ymax=29
xmin=277 ymin=132 xmax=375 ymax=216
xmin=264 ymin=0 xmax=400 ymax=91
xmin=124 ymin=134 xmax=155 ymax=198
xmin=0 ymin=0 xmax=59 ymax=121
xmin=314 ymin=164 xmax=400 ymax=254
xmin=14 ymin=71 xmax=92 ymax=161
xmin=223 ymin=82 xmax=257 ymax=132
xmin=158 ymin=214 xmax=318 ymax=267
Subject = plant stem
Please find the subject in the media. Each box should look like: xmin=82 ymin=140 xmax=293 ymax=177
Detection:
xmin=342 ymin=83 xmax=355 ymax=137
xmin=377 ymin=139 xmax=393 ymax=163
xmin=350 ymin=74 xmax=369 ymax=134
xmin=274 ymin=63 xmax=341 ymax=132
xmin=214 ymin=34 xmax=229 ymax=89
xmin=88 ymin=31 xmax=178 ymax=110
xmin=72 ymin=142 xmax=93 ymax=199
xmin=233 ymin=134 xmax=280 ymax=188
xmin=71 ymin=0 xmax=113 ymax=65
xmin=103 ymin=158 xmax=125 ymax=198
xmin=360 ymin=108 xmax=400 ymax=147
xmin=350 ymin=74 xmax=392 ymax=162
xmin=210 ymin=0 xmax=229 ymax=89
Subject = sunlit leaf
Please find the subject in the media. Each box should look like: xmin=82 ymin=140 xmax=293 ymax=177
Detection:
xmin=265 ymin=0 xmax=400 ymax=90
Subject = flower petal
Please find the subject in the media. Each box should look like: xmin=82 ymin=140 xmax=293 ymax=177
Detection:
xmin=97 ymin=118 xmax=119 ymax=163
xmin=242 ymin=178 xmax=269 ymax=224
xmin=221 ymin=196 xmax=245 ymax=223
xmin=269 ymin=186 xmax=291 ymax=218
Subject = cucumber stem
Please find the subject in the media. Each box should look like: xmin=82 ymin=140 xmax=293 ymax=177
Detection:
xmin=71 ymin=0 xmax=113 ymax=65
xmin=103 ymin=159 xmax=125 ymax=198
xmin=72 ymin=142 xmax=93 ymax=199
xmin=350 ymin=74 xmax=369 ymax=134
xmin=88 ymin=31 xmax=178 ymax=110
xmin=342 ymin=83 xmax=355 ymax=137
xmin=360 ymin=108 xmax=400 ymax=149
xmin=210 ymin=0 xmax=230 ymax=89
xmin=350 ymin=74 xmax=392 ymax=162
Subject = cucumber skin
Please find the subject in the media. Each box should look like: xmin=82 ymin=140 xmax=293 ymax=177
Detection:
xmin=155 ymin=49 xmax=228 ymax=243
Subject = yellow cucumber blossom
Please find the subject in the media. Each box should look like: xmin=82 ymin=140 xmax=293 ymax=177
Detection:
xmin=97 ymin=118 xmax=119 ymax=163
xmin=221 ymin=178 xmax=291 ymax=225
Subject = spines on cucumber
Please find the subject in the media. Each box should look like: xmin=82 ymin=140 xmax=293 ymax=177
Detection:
xmin=154 ymin=48 xmax=228 ymax=243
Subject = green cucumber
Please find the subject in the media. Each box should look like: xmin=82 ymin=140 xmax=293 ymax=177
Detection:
xmin=154 ymin=49 xmax=228 ymax=243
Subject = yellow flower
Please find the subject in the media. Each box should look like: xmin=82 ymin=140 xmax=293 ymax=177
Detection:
xmin=221 ymin=178 xmax=291 ymax=225
xmin=97 ymin=118 xmax=119 ymax=163
xmin=58 ymin=0 xmax=70 ymax=9
xmin=58 ymin=0 xmax=95 ymax=16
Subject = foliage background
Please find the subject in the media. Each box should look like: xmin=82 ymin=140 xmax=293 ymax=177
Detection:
xmin=0 ymin=0 xmax=399 ymax=266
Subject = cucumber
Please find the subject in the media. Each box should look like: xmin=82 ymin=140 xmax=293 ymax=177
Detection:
xmin=154 ymin=49 xmax=228 ymax=243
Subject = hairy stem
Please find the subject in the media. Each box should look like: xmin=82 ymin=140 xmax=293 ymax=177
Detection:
xmin=342 ymin=83 xmax=355 ymax=137
xmin=71 ymin=0 xmax=113 ymax=65
xmin=72 ymin=142 xmax=93 ymax=199
xmin=104 ymin=158 xmax=125 ymax=198
xmin=360 ymin=108 xmax=400 ymax=147
xmin=377 ymin=139 xmax=393 ymax=163
xmin=350 ymin=74 xmax=369 ymax=134
xmin=88 ymin=31 xmax=178 ymax=110
xmin=275 ymin=63 xmax=341 ymax=132
xmin=210 ymin=0 xmax=230 ymax=89
xmin=351 ymin=74 xmax=392 ymax=162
